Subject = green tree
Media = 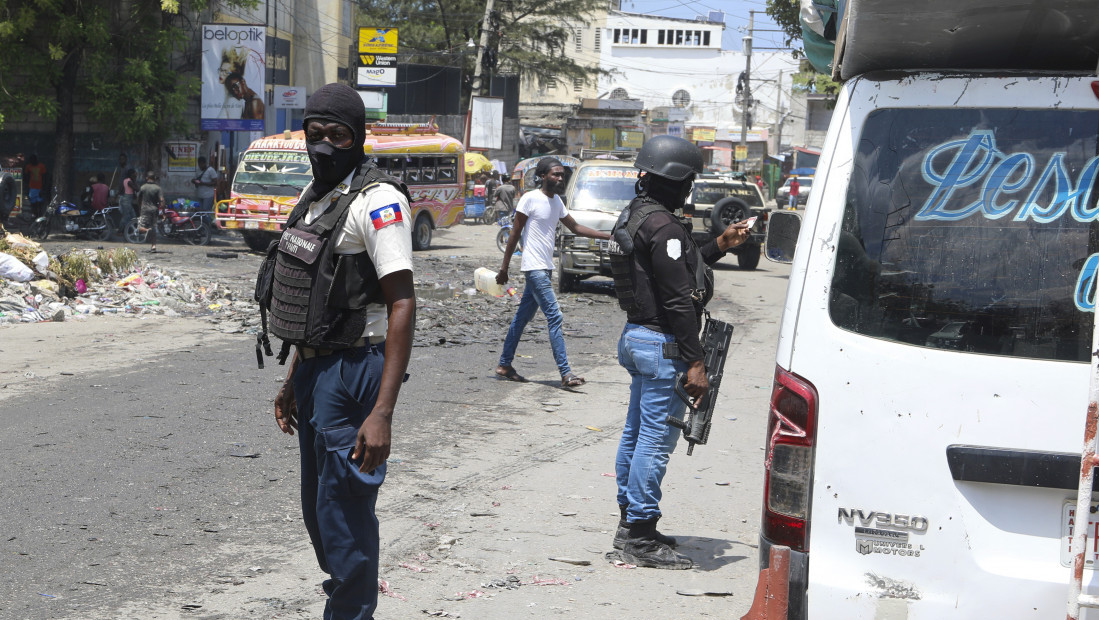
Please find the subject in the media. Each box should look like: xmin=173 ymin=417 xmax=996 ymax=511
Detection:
xmin=0 ymin=0 xmax=256 ymax=200
xmin=357 ymin=0 xmax=609 ymax=100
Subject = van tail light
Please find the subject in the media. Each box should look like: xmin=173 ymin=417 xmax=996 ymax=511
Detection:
xmin=762 ymin=366 xmax=818 ymax=552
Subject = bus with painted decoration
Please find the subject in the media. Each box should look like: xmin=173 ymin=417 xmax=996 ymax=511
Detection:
xmin=216 ymin=121 xmax=465 ymax=251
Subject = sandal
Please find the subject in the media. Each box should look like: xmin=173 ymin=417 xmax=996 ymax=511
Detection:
xmin=561 ymin=373 xmax=586 ymax=388
xmin=495 ymin=365 xmax=527 ymax=382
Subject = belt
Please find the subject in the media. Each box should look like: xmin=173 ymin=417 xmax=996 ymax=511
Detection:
xmin=296 ymin=335 xmax=384 ymax=360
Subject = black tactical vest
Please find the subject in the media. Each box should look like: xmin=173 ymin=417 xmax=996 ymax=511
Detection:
xmin=255 ymin=162 xmax=410 ymax=366
xmin=609 ymin=194 xmax=711 ymax=315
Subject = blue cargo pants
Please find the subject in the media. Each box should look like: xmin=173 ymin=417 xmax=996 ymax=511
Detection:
xmin=292 ymin=343 xmax=387 ymax=620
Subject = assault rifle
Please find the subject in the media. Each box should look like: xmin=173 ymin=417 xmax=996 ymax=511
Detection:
xmin=667 ymin=316 xmax=734 ymax=455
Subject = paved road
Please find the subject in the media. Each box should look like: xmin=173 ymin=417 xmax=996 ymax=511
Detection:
xmin=0 ymin=222 xmax=792 ymax=619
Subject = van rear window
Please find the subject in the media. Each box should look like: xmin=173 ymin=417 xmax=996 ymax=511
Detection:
xmin=831 ymin=108 xmax=1099 ymax=362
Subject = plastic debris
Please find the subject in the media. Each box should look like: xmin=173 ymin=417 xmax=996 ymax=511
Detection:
xmin=399 ymin=562 xmax=431 ymax=572
xmin=378 ymin=579 xmax=407 ymax=601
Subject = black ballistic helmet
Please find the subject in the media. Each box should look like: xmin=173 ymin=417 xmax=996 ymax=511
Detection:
xmin=633 ymin=135 xmax=704 ymax=181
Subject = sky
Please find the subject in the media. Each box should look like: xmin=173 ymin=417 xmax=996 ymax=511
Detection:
xmin=615 ymin=0 xmax=797 ymax=54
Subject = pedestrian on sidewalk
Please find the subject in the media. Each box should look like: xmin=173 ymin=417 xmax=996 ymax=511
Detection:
xmin=192 ymin=156 xmax=218 ymax=213
xmin=118 ymin=169 xmax=137 ymax=231
xmin=608 ymin=135 xmax=750 ymax=569
xmin=136 ymin=171 xmax=164 ymax=253
xmin=494 ymin=157 xmax=610 ymax=387
xmin=269 ymin=83 xmax=416 ymax=620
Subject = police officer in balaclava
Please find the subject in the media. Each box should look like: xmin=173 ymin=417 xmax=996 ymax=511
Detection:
xmin=608 ymin=135 xmax=750 ymax=569
xmin=267 ymin=83 xmax=417 ymax=619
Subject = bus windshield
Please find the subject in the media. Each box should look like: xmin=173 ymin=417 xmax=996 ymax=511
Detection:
xmin=233 ymin=150 xmax=312 ymax=197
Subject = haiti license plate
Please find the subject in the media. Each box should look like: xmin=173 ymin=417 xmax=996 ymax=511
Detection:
xmin=1061 ymin=501 xmax=1099 ymax=568
xmin=245 ymin=220 xmax=259 ymax=230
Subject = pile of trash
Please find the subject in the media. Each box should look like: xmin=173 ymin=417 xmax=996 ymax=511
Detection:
xmin=0 ymin=227 xmax=258 ymax=327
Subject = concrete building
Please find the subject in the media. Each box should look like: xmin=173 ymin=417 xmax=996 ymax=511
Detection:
xmin=595 ymin=10 xmax=800 ymax=171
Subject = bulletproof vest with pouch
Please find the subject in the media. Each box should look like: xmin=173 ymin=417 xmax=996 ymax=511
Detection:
xmin=261 ymin=162 xmax=409 ymax=360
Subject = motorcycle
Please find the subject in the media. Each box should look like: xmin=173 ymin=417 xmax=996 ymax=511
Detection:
xmin=495 ymin=212 xmax=523 ymax=254
xmin=28 ymin=198 xmax=116 ymax=241
xmin=123 ymin=198 xmax=213 ymax=246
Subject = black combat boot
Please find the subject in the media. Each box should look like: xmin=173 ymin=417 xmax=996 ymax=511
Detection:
xmin=619 ymin=518 xmax=693 ymax=569
xmin=613 ymin=505 xmax=677 ymax=550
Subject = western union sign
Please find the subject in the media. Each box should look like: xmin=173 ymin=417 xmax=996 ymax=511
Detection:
xmin=359 ymin=54 xmax=397 ymax=67
xmin=359 ymin=28 xmax=398 ymax=54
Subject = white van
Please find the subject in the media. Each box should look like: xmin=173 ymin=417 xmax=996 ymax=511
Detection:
xmin=745 ymin=4 xmax=1099 ymax=618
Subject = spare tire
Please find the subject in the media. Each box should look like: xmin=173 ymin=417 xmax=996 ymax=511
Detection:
xmin=0 ymin=172 xmax=15 ymax=221
xmin=710 ymin=196 xmax=750 ymax=234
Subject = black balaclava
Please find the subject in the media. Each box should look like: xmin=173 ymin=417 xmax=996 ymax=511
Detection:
xmin=302 ymin=83 xmax=367 ymax=198
xmin=639 ymin=172 xmax=693 ymax=211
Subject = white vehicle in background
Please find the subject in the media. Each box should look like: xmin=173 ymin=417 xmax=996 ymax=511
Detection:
xmin=744 ymin=1 xmax=1099 ymax=618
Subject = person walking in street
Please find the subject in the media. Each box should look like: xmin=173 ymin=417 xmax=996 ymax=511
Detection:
xmin=23 ymin=154 xmax=46 ymax=218
xmin=192 ymin=156 xmax=218 ymax=213
xmin=136 ymin=171 xmax=165 ymax=253
xmin=788 ymin=176 xmax=800 ymax=210
xmin=494 ymin=157 xmax=610 ymax=387
xmin=268 ymin=83 xmax=416 ymax=620
xmin=484 ymin=170 xmax=501 ymax=210
xmin=608 ymin=135 xmax=750 ymax=569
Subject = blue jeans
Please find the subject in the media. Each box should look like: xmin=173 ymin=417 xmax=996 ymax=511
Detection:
xmin=615 ymin=324 xmax=688 ymax=523
xmin=498 ymin=269 xmax=571 ymax=378
xmin=292 ymin=344 xmax=388 ymax=620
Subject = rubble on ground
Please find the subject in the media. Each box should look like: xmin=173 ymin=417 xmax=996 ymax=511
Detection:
xmin=0 ymin=227 xmax=258 ymax=328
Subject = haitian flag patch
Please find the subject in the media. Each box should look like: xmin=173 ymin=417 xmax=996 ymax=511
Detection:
xmin=369 ymin=203 xmax=403 ymax=229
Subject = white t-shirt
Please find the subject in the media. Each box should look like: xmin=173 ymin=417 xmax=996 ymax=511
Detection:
xmin=302 ymin=171 xmax=413 ymax=338
xmin=197 ymin=166 xmax=217 ymax=199
xmin=516 ymin=190 xmax=568 ymax=272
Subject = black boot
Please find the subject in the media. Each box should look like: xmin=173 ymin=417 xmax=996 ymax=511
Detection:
xmin=619 ymin=518 xmax=693 ymax=569
xmin=613 ymin=505 xmax=677 ymax=550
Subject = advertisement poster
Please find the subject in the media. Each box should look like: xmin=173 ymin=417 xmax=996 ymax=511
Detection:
xmin=165 ymin=142 xmax=200 ymax=172
xmin=201 ymin=24 xmax=266 ymax=131
xmin=273 ymin=86 xmax=307 ymax=109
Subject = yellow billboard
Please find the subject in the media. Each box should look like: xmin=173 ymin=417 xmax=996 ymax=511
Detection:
xmin=691 ymin=127 xmax=716 ymax=142
xmin=359 ymin=28 xmax=398 ymax=54
xmin=591 ymin=128 xmax=615 ymax=150
xmin=618 ymin=130 xmax=644 ymax=149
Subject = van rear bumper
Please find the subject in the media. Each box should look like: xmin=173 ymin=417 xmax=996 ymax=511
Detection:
xmin=753 ymin=536 xmax=809 ymax=620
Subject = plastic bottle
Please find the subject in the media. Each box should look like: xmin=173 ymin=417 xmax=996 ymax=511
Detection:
xmin=474 ymin=267 xmax=505 ymax=296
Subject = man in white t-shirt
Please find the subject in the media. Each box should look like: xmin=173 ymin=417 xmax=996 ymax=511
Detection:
xmin=495 ymin=157 xmax=610 ymax=387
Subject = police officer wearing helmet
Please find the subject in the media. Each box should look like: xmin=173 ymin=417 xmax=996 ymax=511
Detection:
xmin=267 ymin=83 xmax=415 ymax=619
xmin=609 ymin=135 xmax=749 ymax=569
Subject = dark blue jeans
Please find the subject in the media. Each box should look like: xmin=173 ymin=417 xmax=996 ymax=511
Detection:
xmin=292 ymin=344 xmax=387 ymax=620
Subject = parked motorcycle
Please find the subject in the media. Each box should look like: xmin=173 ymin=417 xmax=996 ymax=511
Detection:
xmin=123 ymin=199 xmax=212 ymax=246
xmin=28 ymin=198 xmax=116 ymax=241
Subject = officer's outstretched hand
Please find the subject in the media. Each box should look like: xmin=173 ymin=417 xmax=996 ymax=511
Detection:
xmin=717 ymin=220 xmax=752 ymax=252
xmin=684 ymin=360 xmax=710 ymax=405
xmin=274 ymin=379 xmax=298 ymax=435
xmin=353 ymin=414 xmax=392 ymax=473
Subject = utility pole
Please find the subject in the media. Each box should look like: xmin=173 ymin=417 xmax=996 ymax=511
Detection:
xmin=739 ymin=10 xmax=755 ymax=172
xmin=464 ymin=0 xmax=496 ymax=149
xmin=775 ymin=70 xmax=785 ymax=156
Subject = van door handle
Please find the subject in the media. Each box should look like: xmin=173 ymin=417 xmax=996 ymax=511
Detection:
xmin=946 ymin=444 xmax=1093 ymax=490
